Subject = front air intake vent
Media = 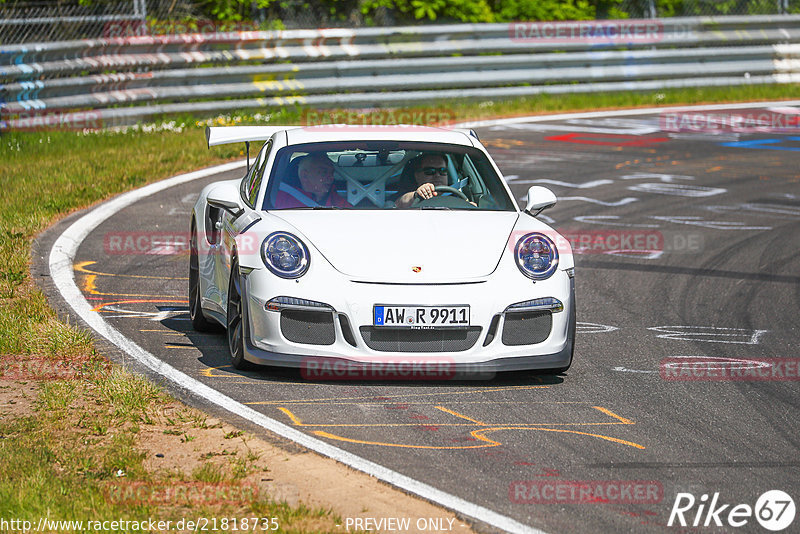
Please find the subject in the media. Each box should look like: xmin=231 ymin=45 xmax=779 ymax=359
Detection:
xmin=280 ymin=310 xmax=335 ymax=345
xmin=360 ymin=327 xmax=481 ymax=352
xmin=501 ymin=311 xmax=552 ymax=346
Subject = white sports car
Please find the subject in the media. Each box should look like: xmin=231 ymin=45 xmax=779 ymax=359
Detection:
xmin=190 ymin=125 xmax=575 ymax=378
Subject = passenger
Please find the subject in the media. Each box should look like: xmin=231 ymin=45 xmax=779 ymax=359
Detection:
xmin=275 ymin=153 xmax=351 ymax=208
xmin=394 ymin=153 xmax=449 ymax=208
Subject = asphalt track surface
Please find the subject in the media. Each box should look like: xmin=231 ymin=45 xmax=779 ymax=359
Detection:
xmin=36 ymin=103 xmax=800 ymax=534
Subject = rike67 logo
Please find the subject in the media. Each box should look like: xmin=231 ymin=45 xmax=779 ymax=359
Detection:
xmin=668 ymin=490 xmax=795 ymax=531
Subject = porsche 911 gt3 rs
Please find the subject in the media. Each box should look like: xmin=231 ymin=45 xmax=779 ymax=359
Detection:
xmin=189 ymin=125 xmax=575 ymax=378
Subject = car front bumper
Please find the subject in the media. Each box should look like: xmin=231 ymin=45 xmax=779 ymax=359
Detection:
xmin=239 ymin=269 xmax=576 ymax=377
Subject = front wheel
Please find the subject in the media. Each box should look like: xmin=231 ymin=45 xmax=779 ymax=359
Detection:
xmin=226 ymin=256 xmax=253 ymax=370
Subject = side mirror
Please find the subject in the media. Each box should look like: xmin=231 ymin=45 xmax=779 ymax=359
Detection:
xmin=207 ymin=182 xmax=244 ymax=217
xmin=524 ymin=186 xmax=557 ymax=216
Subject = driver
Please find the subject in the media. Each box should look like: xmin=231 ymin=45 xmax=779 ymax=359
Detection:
xmin=275 ymin=153 xmax=351 ymax=208
xmin=394 ymin=153 xmax=449 ymax=208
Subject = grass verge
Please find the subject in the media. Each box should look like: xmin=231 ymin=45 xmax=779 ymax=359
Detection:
xmin=1 ymin=82 xmax=798 ymax=529
xmin=0 ymin=370 xmax=338 ymax=532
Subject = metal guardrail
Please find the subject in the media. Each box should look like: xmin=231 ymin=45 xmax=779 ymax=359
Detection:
xmin=2 ymin=16 xmax=800 ymax=129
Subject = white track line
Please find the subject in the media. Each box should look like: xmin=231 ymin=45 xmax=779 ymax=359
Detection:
xmin=455 ymin=100 xmax=800 ymax=128
xmin=48 ymin=160 xmax=544 ymax=534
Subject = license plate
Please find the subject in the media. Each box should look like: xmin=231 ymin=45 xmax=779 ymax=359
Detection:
xmin=373 ymin=305 xmax=470 ymax=328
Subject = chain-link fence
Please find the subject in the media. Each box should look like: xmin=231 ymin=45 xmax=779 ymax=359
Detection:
xmin=0 ymin=0 xmax=362 ymax=44
xmin=0 ymin=1 xmax=146 ymax=44
xmin=613 ymin=0 xmax=797 ymax=18
xmin=1 ymin=0 xmax=798 ymax=45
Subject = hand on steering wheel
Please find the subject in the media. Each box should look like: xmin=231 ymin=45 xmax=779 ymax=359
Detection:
xmin=412 ymin=185 xmax=469 ymax=205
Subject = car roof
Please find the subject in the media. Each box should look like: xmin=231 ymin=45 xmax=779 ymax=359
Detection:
xmin=284 ymin=125 xmax=477 ymax=147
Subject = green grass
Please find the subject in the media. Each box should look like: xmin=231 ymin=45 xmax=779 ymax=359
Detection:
xmin=0 ymin=130 xmax=240 ymax=359
xmin=180 ymin=82 xmax=800 ymax=127
xmin=0 ymin=368 xmax=341 ymax=531
xmin=0 ymin=82 xmax=798 ymax=530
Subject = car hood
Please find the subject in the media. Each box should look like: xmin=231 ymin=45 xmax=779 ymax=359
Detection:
xmin=271 ymin=211 xmax=520 ymax=283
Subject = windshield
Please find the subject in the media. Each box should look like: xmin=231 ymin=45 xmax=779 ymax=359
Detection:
xmin=262 ymin=141 xmax=515 ymax=211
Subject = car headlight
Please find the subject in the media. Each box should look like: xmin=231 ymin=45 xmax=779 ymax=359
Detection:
xmin=261 ymin=232 xmax=309 ymax=278
xmin=514 ymin=232 xmax=558 ymax=280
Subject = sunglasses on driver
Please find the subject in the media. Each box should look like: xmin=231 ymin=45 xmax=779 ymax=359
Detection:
xmin=421 ymin=167 xmax=448 ymax=176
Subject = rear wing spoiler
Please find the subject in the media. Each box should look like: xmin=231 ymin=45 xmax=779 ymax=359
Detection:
xmin=205 ymin=126 xmax=292 ymax=148
xmin=205 ymin=125 xmax=479 ymax=148
xmin=206 ymin=125 xmax=296 ymax=171
xmin=205 ymin=124 xmax=480 ymax=169
xmin=450 ymin=128 xmax=480 ymax=141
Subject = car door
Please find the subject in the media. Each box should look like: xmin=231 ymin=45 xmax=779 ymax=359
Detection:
xmin=216 ymin=140 xmax=272 ymax=308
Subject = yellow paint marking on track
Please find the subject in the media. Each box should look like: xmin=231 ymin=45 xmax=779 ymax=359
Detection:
xmin=201 ymin=365 xmax=235 ymax=377
xmin=275 ymin=398 xmax=642 ymax=450
xmin=310 ymin=425 xmax=643 ymax=450
xmin=199 ymin=366 xmax=322 ymax=383
xmin=276 ymin=404 xmax=637 ymax=429
xmin=145 ymin=330 xmax=223 ymax=337
xmin=593 ymin=406 xmax=634 ymax=424
xmin=273 ymin=422 xmax=633 ymax=428
xmin=92 ymin=289 xmax=172 ymax=298
xmin=84 ymin=274 xmax=97 ymax=293
xmin=75 ymin=260 xmax=187 ymax=280
xmin=278 ymin=407 xmax=304 ymax=426
xmin=245 ymin=400 xmax=584 ymax=406
xmin=165 ymin=344 xmax=224 ymax=349
xmin=243 ymin=385 xmax=549 ymax=405
xmin=140 ymin=330 xmax=185 ymax=335
xmin=472 ymin=427 xmax=645 ymax=450
xmin=312 ymin=430 xmax=500 ymax=450
xmin=435 ymin=406 xmax=487 ymax=426
xmin=80 ymin=268 xmax=182 ymax=297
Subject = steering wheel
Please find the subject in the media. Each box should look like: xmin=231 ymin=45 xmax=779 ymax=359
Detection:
xmin=412 ymin=185 xmax=469 ymax=206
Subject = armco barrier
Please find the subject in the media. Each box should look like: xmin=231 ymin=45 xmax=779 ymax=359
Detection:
xmin=1 ymin=16 xmax=799 ymax=130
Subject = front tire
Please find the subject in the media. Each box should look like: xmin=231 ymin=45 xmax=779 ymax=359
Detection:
xmin=189 ymin=224 xmax=215 ymax=332
xmin=227 ymin=256 xmax=253 ymax=370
